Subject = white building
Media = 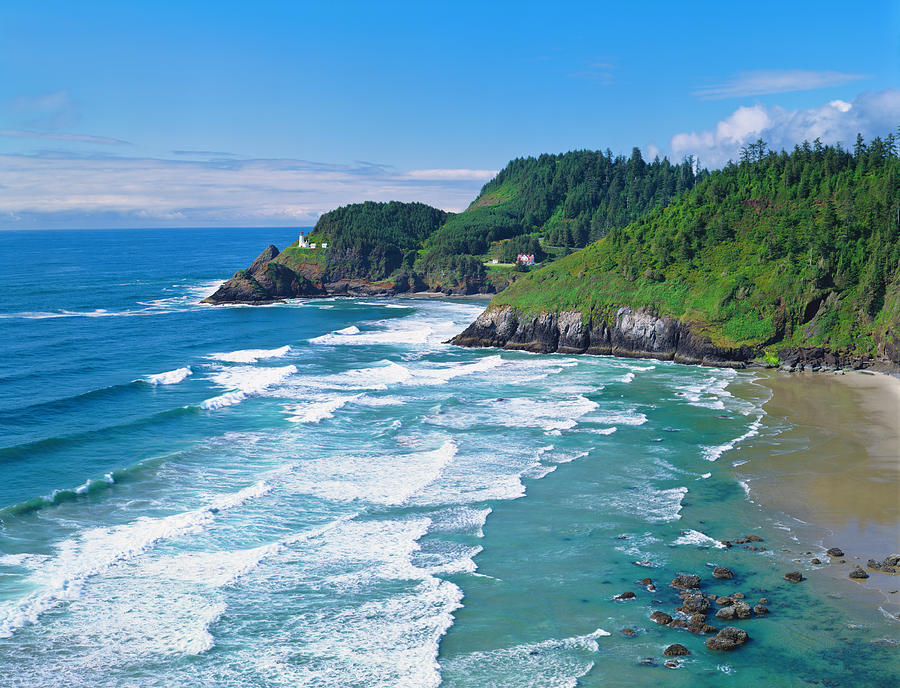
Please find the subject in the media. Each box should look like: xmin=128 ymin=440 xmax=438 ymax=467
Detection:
xmin=298 ymin=232 xmax=309 ymax=248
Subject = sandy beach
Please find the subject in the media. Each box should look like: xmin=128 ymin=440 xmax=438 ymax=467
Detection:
xmin=736 ymin=369 xmax=900 ymax=613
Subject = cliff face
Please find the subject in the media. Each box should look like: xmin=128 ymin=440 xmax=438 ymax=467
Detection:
xmin=451 ymin=305 xmax=753 ymax=367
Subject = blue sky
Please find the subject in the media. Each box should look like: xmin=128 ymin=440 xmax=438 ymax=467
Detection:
xmin=1 ymin=0 xmax=898 ymax=228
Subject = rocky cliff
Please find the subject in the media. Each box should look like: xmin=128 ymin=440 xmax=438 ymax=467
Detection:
xmin=450 ymin=305 xmax=894 ymax=371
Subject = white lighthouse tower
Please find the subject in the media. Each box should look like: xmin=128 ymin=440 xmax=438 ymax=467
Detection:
xmin=298 ymin=232 xmax=309 ymax=248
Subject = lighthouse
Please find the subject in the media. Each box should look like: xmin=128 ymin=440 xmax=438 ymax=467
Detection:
xmin=298 ymin=232 xmax=309 ymax=248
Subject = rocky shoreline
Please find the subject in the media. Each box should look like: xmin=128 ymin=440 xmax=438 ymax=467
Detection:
xmin=202 ymin=245 xmax=503 ymax=305
xmin=449 ymin=304 xmax=900 ymax=373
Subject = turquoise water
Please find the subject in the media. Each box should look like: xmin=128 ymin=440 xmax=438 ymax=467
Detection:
xmin=0 ymin=229 xmax=896 ymax=686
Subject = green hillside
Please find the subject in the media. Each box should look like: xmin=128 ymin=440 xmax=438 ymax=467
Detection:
xmin=491 ymin=135 xmax=900 ymax=359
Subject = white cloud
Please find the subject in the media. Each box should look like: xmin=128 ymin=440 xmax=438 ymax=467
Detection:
xmin=0 ymin=153 xmax=496 ymax=228
xmin=671 ymin=88 xmax=900 ymax=167
xmin=693 ymin=69 xmax=868 ymax=100
xmin=0 ymin=129 xmax=129 ymax=145
xmin=8 ymin=90 xmax=80 ymax=129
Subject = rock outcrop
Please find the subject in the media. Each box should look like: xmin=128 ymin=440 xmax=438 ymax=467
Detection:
xmin=450 ymin=306 xmax=753 ymax=367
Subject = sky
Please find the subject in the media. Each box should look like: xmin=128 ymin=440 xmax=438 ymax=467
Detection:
xmin=1 ymin=0 xmax=898 ymax=229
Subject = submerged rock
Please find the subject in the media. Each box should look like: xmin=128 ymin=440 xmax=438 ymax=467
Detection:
xmin=706 ymin=626 xmax=750 ymax=651
xmin=671 ymin=574 xmax=702 ymax=590
xmin=664 ymin=643 xmax=690 ymax=657
xmin=620 ymin=628 xmax=637 ymax=637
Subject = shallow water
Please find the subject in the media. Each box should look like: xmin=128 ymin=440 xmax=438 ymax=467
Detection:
xmin=0 ymin=229 xmax=897 ymax=687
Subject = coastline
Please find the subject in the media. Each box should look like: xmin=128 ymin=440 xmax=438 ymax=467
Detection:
xmin=733 ymin=369 xmax=900 ymax=616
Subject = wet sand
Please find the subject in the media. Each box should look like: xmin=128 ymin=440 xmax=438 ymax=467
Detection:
xmin=736 ymin=370 xmax=900 ymax=611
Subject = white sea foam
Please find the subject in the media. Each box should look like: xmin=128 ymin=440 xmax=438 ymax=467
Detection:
xmin=673 ymin=529 xmax=726 ymax=548
xmin=700 ymin=472 xmax=712 ymax=479
xmin=0 ymin=476 xmax=279 ymax=639
xmin=585 ymin=427 xmax=618 ymax=435
xmin=200 ymin=364 xmax=298 ymax=410
xmin=207 ymin=345 xmax=291 ymax=363
xmin=285 ymin=440 xmax=458 ymax=506
xmin=145 ymin=367 xmax=192 ymax=385
xmin=702 ymin=415 xmax=762 ymax=461
xmin=616 ymin=372 xmax=636 ymax=384
xmin=440 ymin=627 xmax=610 ymax=688
xmin=285 ymin=393 xmax=364 ymax=423
xmin=587 ymin=410 xmax=648 ymax=426
xmin=610 ymin=486 xmax=688 ymax=523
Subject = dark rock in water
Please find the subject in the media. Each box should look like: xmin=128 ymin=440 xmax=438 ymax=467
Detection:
xmin=826 ymin=547 xmax=844 ymax=557
xmin=614 ymin=591 xmax=637 ymax=600
xmin=758 ymin=597 xmax=769 ymax=604
xmin=746 ymin=535 xmax=763 ymax=542
xmin=811 ymin=558 xmax=821 ymax=565
xmin=849 ymin=567 xmax=869 ymax=579
xmin=669 ymin=619 xmax=688 ymax=629
xmin=733 ymin=601 xmax=752 ymax=619
xmin=639 ymin=657 xmax=657 ymax=666
xmin=713 ymin=566 xmax=734 ymax=579
xmin=689 ymin=623 xmax=719 ymax=635
xmin=730 ymin=592 xmax=745 ymax=599
xmin=679 ymin=594 xmax=710 ymax=614
xmin=753 ymin=604 xmax=770 ymax=616
xmin=784 ymin=571 xmax=804 ymax=583
xmin=689 ymin=614 xmax=707 ymax=624
xmin=706 ymin=626 xmax=750 ymax=651
xmin=615 ymin=535 xmax=628 ymax=540
xmin=715 ymin=596 xmax=733 ymax=607
xmin=664 ymin=660 xmax=681 ymax=669
xmin=721 ymin=540 xmax=732 ymax=548
xmin=663 ymin=643 xmax=690 ymax=657
xmin=885 ymin=555 xmax=900 ymax=567
xmin=620 ymin=628 xmax=637 ymax=637
xmin=650 ymin=611 xmax=673 ymax=625
xmin=671 ymin=574 xmax=702 ymax=589
xmin=639 ymin=577 xmax=653 ymax=586
xmin=715 ymin=606 xmax=737 ymax=620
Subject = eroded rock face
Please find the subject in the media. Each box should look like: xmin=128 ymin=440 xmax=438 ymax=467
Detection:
xmin=203 ymin=245 xmax=326 ymax=304
xmin=451 ymin=306 xmax=752 ymax=367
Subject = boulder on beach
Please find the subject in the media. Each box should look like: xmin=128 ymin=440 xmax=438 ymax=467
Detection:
xmin=849 ymin=567 xmax=869 ymax=579
xmin=663 ymin=643 xmax=690 ymax=657
xmin=706 ymin=626 xmax=750 ymax=651
xmin=826 ymin=547 xmax=844 ymax=557
xmin=713 ymin=566 xmax=734 ymax=579
xmin=671 ymin=574 xmax=701 ymax=589
xmin=784 ymin=571 xmax=803 ymax=583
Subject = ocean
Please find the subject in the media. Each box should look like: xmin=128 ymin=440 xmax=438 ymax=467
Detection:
xmin=0 ymin=229 xmax=896 ymax=687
